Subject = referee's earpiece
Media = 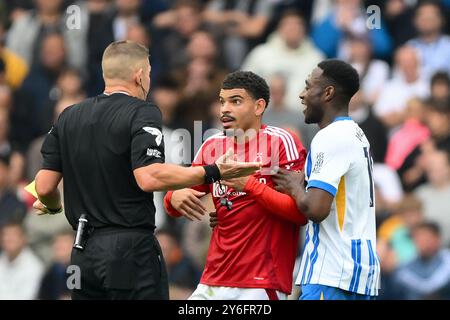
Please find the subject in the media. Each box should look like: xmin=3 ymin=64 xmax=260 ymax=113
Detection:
xmin=139 ymin=78 xmax=148 ymax=100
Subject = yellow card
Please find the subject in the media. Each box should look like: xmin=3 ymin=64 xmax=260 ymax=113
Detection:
xmin=24 ymin=180 xmax=38 ymax=199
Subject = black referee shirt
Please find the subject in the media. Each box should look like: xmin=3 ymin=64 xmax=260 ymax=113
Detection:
xmin=41 ymin=93 xmax=165 ymax=230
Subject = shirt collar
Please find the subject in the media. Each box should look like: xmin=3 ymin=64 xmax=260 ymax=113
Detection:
xmin=333 ymin=116 xmax=352 ymax=122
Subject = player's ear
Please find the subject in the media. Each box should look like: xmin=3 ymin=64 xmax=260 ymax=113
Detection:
xmin=255 ymin=98 xmax=266 ymax=117
xmin=324 ymin=85 xmax=335 ymax=102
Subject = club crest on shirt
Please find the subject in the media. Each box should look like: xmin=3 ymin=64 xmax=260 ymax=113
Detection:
xmin=213 ymin=182 xmax=228 ymax=198
xmin=212 ymin=182 xmax=246 ymax=198
xmin=254 ymin=152 xmax=263 ymax=163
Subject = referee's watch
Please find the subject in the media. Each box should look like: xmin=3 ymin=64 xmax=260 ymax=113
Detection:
xmin=43 ymin=204 xmax=63 ymax=215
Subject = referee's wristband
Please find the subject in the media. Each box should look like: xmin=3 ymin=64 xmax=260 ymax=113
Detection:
xmin=203 ymin=164 xmax=221 ymax=184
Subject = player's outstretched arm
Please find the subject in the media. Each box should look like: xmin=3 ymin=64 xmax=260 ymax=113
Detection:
xmin=134 ymin=149 xmax=261 ymax=192
xmin=273 ymin=168 xmax=333 ymax=223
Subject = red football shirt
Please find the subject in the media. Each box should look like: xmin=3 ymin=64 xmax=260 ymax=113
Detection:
xmin=166 ymin=125 xmax=306 ymax=294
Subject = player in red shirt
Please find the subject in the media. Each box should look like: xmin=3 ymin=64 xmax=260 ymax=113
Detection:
xmin=164 ymin=71 xmax=307 ymax=300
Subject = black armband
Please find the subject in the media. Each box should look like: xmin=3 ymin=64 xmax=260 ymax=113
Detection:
xmin=203 ymin=164 xmax=221 ymax=184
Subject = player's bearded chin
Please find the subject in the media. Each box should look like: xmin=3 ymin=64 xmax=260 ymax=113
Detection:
xmin=305 ymin=106 xmax=323 ymax=124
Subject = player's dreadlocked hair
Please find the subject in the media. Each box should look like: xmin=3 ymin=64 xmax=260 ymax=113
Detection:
xmin=222 ymin=71 xmax=270 ymax=107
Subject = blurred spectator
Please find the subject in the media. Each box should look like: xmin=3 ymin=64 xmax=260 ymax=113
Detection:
xmin=392 ymin=222 xmax=450 ymax=299
xmin=430 ymin=71 xmax=450 ymax=101
xmin=0 ymin=104 xmax=25 ymax=188
xmin=150 ymin=75 xmax=188 ymax=228
xmin=376 ymin=241 xmax=398 ymax=300
xmin=263 ymin=0 xmax=314 ymax=39
xmin=0 ymin=222 xmax=44 ymax=299
xmin=263 ymin=74 xmax=317 ymax=149
xmin=4 ymin=0 xmax=34 ymax=22
xmin=414 ymin=150 xmax=450 ymax=246
xmin=156 ymin=228 xmax=201 ymax=300
xmin=6 ymin=0 xmax=86 ymax=72
xmin=242 ymin=10 xmax=324 ymax=112
xmin=0 ymin=57 xmax=6 ymax=85
xmin=0 ymin=24 xmax=28 ymax=89
xmin=11 ymin=32 xmax=67 ymax=150
xmin=151 ymin=75 xmax=181 ymax=129
xmin=153 ymin=0 xmax=204 ymax=72
xmin=310 ymin=0 xmax=332 ymax=25
xmin=181 ymin=215 xmax=212 ymax=274
xmin=126 ymin=23 xmax=151 ymax=49
xmin=349 ymin=90 xmax=388 ymax=163
xmin=395 ymin=98 xmax=450 ymax=191
xmin=373 ymin=163 xmax=404 ymax=209
xmin=204 ymin=0 xmax=274 ymax=69
xmin=112 ymin=0 xmax=142 ymax=41
xmin=378 ymin=194 xmax=423 ymax=267
xmin=408 ymin=1 xmax=450 ymax=81
xmin=345 ymin=35 xmax=389 ymax=106
xmin=385 ymin=98 xmax=430 ymax=174
xmin=0 ymin=151 xmax=26 ymax=228
xmin=186 ymin=30 xmax=226 ymax=69
xmin=311 ymin=0 xmax=392 ymax=59
xmin=373 ymin=46 xmax=429 ymax=130
xmin=176 ymin=56 xmax=225 ymax=99
xmin=84 ymin=0 xmax=115 ymax=96
xmin=171 ymin=57 xmax=225 ymax=142
xmin=41 ymin=68 xmax=86 ymax=136
xmin=208 ymin=99 xmax=222 ymax=131
xmin=37 ymin=230 xmax=74 ymax=300
xmin=0 ymin=84 xmax=12 ymax=111
xmin=424 ymin=97 xmax=450 ymax=153
xmin=383 ymin=0 xmax=416 ymax=49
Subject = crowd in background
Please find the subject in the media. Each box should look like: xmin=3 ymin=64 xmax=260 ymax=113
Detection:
xmin=0 ymin=0 xmax=449 ymax=300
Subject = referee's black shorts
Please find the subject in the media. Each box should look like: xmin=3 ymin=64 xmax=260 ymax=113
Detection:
xmin=70 ymin=227 xmax=169 ymax=300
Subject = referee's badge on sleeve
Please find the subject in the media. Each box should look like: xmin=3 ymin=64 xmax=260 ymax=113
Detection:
xmin=142 ymin=127 xmax=163 ymax=146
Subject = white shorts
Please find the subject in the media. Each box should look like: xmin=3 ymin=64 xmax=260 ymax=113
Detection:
xmin=188 ymin=284 xmax=287 ymax=300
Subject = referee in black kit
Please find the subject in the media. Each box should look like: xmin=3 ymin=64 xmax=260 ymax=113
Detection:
xmin=32 ymin=40 xmax=260 ymax=300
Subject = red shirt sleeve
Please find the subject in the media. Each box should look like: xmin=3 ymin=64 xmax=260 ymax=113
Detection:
xmin=244 ymin=176 xmax=307 ymax=225
xmin=163 ymin=183 xmax=210 ymax=218
xmin=243 ymin=127 xmax=308 ymax=225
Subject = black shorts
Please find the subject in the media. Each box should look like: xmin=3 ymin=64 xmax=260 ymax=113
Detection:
xmin=70 ymin=227 xmax=169 ymax=300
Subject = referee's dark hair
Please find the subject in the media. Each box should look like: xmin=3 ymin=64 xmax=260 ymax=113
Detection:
xmin=222 ymin=71 xmax=270 ymax=107
xmin=318 ymin=59 xmax=360 ymax=104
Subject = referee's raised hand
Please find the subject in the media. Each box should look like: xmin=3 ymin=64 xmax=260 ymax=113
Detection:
xmin=215 ymin=148 xmax=262 ymax=180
